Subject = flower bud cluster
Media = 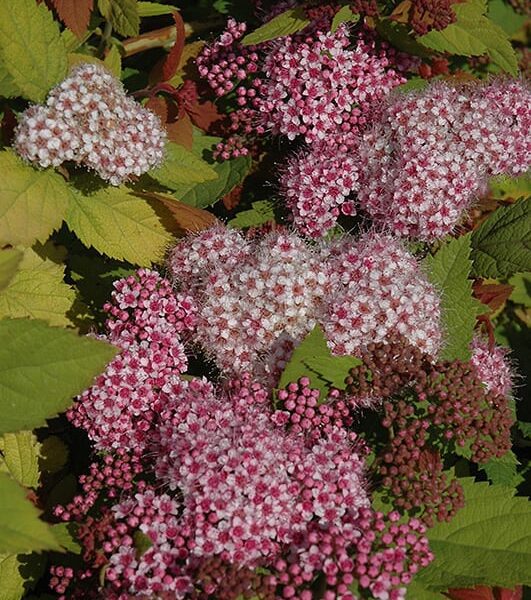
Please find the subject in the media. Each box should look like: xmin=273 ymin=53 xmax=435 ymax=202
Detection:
xmin=13 ymin=64 xmax=167 ymax=185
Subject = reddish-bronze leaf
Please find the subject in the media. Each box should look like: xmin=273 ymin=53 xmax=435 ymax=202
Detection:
xmin=145 ymin=96 xmax=169 ymax=124
xmin=495 ymin=587 xmax=523 ymax=600
xmin=166 ymin=113 xmax=194 ymax=149
xmin=389 ymin=0 xmax=412 ymax=23
xmin=51 ymin=0 xmax=93 ymax=38
xmin=137 ymin=192 xmax=218 ymax=236
xmin=473 ymin=282 xmax=514 ymax=314
xmin=187 ymin=100 xmax=223 ymax=132
xmin=161 ymin=12 xmax=185 ymax=81
xmin=446 ymin=586 xmax=495 ymax=600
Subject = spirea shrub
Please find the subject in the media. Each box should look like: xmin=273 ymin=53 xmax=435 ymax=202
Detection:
xmin=1 ymin=1 xmax=529 ymax=599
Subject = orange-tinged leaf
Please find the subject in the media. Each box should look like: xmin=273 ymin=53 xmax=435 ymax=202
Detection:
xmin=161 ymin=12 xmax=185 ymax=81
xmin=389 ymin=0 xmax=411 ymax=23
xmin=137 ymin=191 xmax=218 ymax=235
xmin=472 ymin=282 xmax=514 ymax=314
xmin=51 ymin=0 xmax=93 ymax=38
xmin=166 ymin=113 xmax=193 ymax=149
xmin=187 ymin=101 xmax=223 ymax=132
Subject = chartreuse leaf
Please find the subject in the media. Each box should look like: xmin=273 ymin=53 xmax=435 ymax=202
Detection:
xmin=0 ymin=247 xmax=76 ymax=327
xmin=0 ymin=472 xmax=61 ymax=554
xmin=480 ymin=451 xmax=524 ymax=488
xmin=0 ymin=553 xmax=26 ymax=600
xmin=471 ymin=198 xmax=531 ymax=278
xmin=0 ymin=151 xmax=72 ymax=247
xmin=487 ymin=0 xmax=527 ymax=37
xmin=52 ymin=523 xmax=81 ymax=554
xmin=98 ymin=0 xmax=139 ymax=37
xmin=241 ymin=8 xmax=310 ymax=46
xmin=403 ymin=580 xmax=444 ymax=599
xmin=418 ymin=0 xmax=518 ymax=75
xmin=0 ymin=249 xmax=22 ymax=292
xmin=0 ymin=432 xmax=41 ymax=489
xmin=103 ymin=45 xmax=121 ymax=78
xmin=278 ymin=325 xmax=361 ymax=399
xmin=150 ymin=142 xmax=218 ymax=190
xmin=0 ymin=62 xmax=21 ymax=99
xmin=165 ymin=135 xmax=251 ymax=208
xmin=0 ymin=0 xmax=67 ymax=102
xmin=65 ymin=184 xmax=174 ymax=266
xmin=229 ymin=201 xmax=276 ymax=228
xmin=424 ymin=234 xmax=484 ymax=361
xmin=138 ymin=2 xmax=178 ymax=17
xmin=0 ymin=318 xmax=118 ymax=435
xmin=489 ymin=173 xmax=531 ymax=200
xmin=416 ymin=478 xmax=531 ymax=590
xmin=331 ymin=5 xmax=360 ymax=32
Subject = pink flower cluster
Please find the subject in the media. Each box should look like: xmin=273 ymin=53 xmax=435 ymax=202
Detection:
xmin=154 ymin=375 xmax=369 ymax=569
xmin=259 ymin=26 xmax=405 ymax=144
xmin=470 ymin=335 xmax=513 ymax=398
xmin=13 ymin=63 xmax=167 ymax=185
xmin=324 ymin=233 xmax=442 ymax=356
xmin=357 ymin=79 xmax=531 ymax=240
xmin=169 ymin=226 xmax=330 ymax=375
xmin=67 ymin=269 xmax=197 ymax=451
xmin=168 ymin=226 xmax=443 ymax=378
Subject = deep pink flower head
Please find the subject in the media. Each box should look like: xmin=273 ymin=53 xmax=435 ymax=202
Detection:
xmin=153 ymin=375 xmax=370 ymax=567
xmin=68 ymin=269 xmax=197 ymax=451
xmin=259 ymin=26 xmax=405 ymax=144
xmin=470 ymin=335 xmax=513 ymax=398
xmin=357 ymin=79 xmax=531 ymax=240
xmin=13 ymin=63 xmax=167 ymax=185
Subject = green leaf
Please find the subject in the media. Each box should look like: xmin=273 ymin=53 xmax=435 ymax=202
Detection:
xmin=39 ymin=436 xmax=68 ymax=475
xmin=103 ymin=44 xmax=121 ymax=78
xmin=0 ymin=318 xmax=118 ymax=435
xmin=169 ymin=135 xmax=251 ymax=208
xmin=487 ymin=0 xmax=527 ymax=37
xmin=66 ymin=184 xmax=174 ymax=266
xmin=0 ymin=472 xmax=60 ymax=554
xmin=0 ymin=432 xmax=41 ymax=489
xmin=0 ymin=62 xmax=21 ymax=99
xmin=331 ymin=5 xmax=360 ymax=32
xmin=509 ymin=273 xmax=531 ymax=307
xmin=418 ymin=1 xmax=518 ymax=75
xmin=303 ymin=355 xmax=362 ymax=390
xmin=489 ymin=173 xmax=531 ymax=200
xmin=518 ymin=421 xmax=531 ymax=439
xmin=150 ymin=142 xmax=218 ymax=191
xmin=133 ymin=530 xmax=153 ymax=557
xmin=98 ymin=0 xmax=139 ymax=37
xmin=241 ymin=8 xmax=310 ymax=46
xmin=416 ymin=478 xmax=531 ymax=590
xmin=228 ymin=201 xmax=276 ymax=228
xmin=424 ymin=234 xmax=483 ymax=361
xmin=404 ymin=580 xmax=445 ymax=599
xmin=0 ymin=553 xmax=25 ymax=600
xmin=51 ymin=523 xmax=81 ymax=554
xmin=0 ymin=248 xmax=76 ymax=327
xmin=395 ymin=77 xmax=430 ymax=93
xmin=471 ymin=198 xmax=531 ymax=278
xmin=138 ymin=2 xmax=178 ymax=16
xmin=375 ymin=20 xmax=431 ymax=58
xmin=0 ymin=151 xmax=72 ymax=247
xmin=480 ymin=451 xmax=524 ymax=488
xmin=0 ymin=0 xmax=67 ymax=102
xmin=0 ymin=249 xmax=22 ymax=292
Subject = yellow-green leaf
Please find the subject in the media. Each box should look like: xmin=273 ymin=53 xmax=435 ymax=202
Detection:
xmin=150 ymin=142 xmax=218 ymax=190
xmin=98 ymin=0 xmax=140 ymax=37
xmin=66 ymin=184 xmax=174 ymax=266
xmin=0 ymin=553 xmax=25 ymax=600
xmin=0 ymin=432 xmax=41 ymax=489
xmin=331 ymin=6 xmax=360 ymax=33
xmin=104 ymin=44 xmax=121 ymax=78
xmin=138 ymin=1 xmax=178 ymax=17
xmin=0 ymin=62 xmax=21 ymax=99
xmin=0 ymin=248 xmax=75 ymax=327
xmin=0 ymin=151 xmax=72 ymax=247
xmin=0 ymin=0 xmax=67 ymax=102
xmin=0 ymin=318 xmax=118 ymax=435
xmin=0 ymin=472 xmax=61 ymax=554
xmin=241 ymin=8 xmax=310 ymax=46
xmin=419 ymin=1 xmax=518 ymax=75
xmin=0 ymin=249 xmax=22 ymax=292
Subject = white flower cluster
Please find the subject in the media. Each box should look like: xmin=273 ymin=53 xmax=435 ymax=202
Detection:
xmin=13 ymin=63 xmax=167 ymax=185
